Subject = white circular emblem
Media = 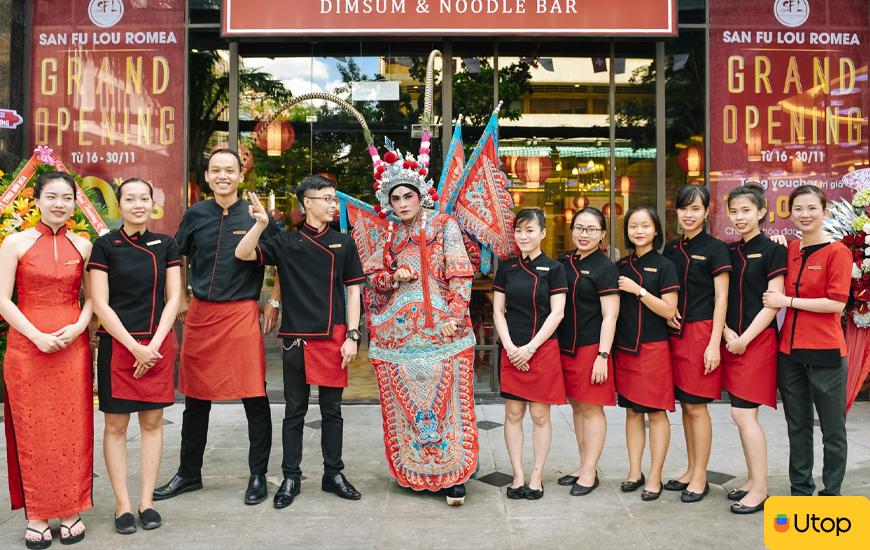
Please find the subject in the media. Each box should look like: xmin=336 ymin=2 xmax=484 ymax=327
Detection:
xmin=88 ymin=0 xmax=125 ymax=28
xmin=774 ymin=0 xmax=810 ymax=28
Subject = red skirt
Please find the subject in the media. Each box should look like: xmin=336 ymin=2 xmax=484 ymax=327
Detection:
xmin=301 ymin=325 xmax=348 ymax=388
xmin=500 ymin=339 xmax=566 ymax=404
xmin=179 ymin=297 xmax=266 ymax=400
xmin=613 ymin=341 xmax=675 ymax=411
xmin=560 ymin=344 xmax=615 ymax=406
xmin=670 ymin=319 xmax=722 ymax=400
xmin=721 ymin=327 xmax=778 ymax=408
xmin=109 ymin=331 xmax=177 ymax=403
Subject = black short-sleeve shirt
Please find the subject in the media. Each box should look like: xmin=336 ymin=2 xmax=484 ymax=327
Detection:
xmin=557 ymin=249 xmax=620 ymax=354
xmin=175 ymin=199 xmax=278 ymax=302
xmin=493 ymin=253 xmax=568 ymax=347
xmin=615 ymin=251 xmax=680 ymax=354
xmin=256 ymin=223 xmax=366 ymax=340
xmin=727 ymin=233 xmax=787 ymax=334
xmin=88 ymin=229 xmax=182 ymax=338
xmin=663 ymin=231 xmax=732 ymax=336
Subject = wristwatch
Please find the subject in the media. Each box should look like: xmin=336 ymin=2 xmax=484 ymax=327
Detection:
xmin=527 ymin=343 xmax=538 ymax=354
xmin=346 ymin=329 xmax=362 ymax=343
xmin=597 ymin=351 xmax=609 ymax=359
xmin=267 ymin=298 xmax=281 ymax=309
xmin=638 ymin=288 xmax=648 ymax=298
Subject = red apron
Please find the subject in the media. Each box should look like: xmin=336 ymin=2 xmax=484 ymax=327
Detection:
xmin=109 ymin=330 xmax=177 ymax=403
xmin=614 ymin=341 xmax=675 ymax=411
xmin=560 ymin=344 xmax=615 ymax=406
xmin=721 ymin=327 xmax=778 ymax=408
xmin=179 ymin=297 xmax=266 ymax=400
xmin=500 ymin=339 xmax=566 ymax=404
xmin=301 ymin=325 xmax=348 ymax=388
xmin=670 ymin=319 xmax=721 ymax=400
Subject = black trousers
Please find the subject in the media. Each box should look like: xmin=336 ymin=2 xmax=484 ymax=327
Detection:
xmin=281 ymin=344 xmax=345 ymax=480
xmin=777 ymin=355 xmax=848 ymax=496
xmin=178 ymin=395 xmax=272 ymax=479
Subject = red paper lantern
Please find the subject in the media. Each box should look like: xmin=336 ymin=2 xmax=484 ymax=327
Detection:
xmin=511 ymin=191 xmax=524 ymax=206
xmin=678 ymin=146 xmax=704 ymax=177
xmin=563 ymin=208 xmax=575 ymax=222
xmin=602 ymin=203 xmax=624 ymax=217
xmin=254 ymin=119 xmax=295 ymax=156
xmin=500 ymin=155 xmax=519 ymax=176
xmin=572 ymin=195 xmax=589 ymax=210
xmin=617 ymin=175 xmax=636 ymax=195
xmin=515 ymin=156 xmax=553 ymax=189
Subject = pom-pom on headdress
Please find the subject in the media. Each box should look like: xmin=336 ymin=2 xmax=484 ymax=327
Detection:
xmin=370 ymin=136 xmax=439 ymax=218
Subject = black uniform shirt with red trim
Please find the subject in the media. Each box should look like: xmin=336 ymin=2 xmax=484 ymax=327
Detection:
xmin=175 ymin=199 xmax=278 ymax=302
xmin=256 ymin=223 xmax=365 ymax=340
xmin=493 ymin=253 xmax=568 ymax=347
xmin=557 ymin=249 xmax=619 ymax=354
xmin=615 ymin=250 xmax=680 ymax=354
xmin=726 ymin=233 xmax=787 ymax=334
xmin=87 ymin=229 xmax=182 ymax=338
xmin=663 ymin=230 xmax=732 ymax=336
xmin=779 ymin=239 xmax=851 ymax=366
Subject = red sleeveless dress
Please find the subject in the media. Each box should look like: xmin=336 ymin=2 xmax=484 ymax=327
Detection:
xmin=3 ymin=222 xmax=93 ymax=519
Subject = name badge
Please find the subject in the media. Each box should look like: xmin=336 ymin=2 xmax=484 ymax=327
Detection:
xmin=747 ymin=253 xmax=762 ymax=258
xmin=580 ymin=269 xmax=590 ymax=275
xmin=643 ymin=267 xmax=658 ymax=273
xmin=232 ymin=230 xmax=247 ymax=235
xmin=64 ymin=259 xmax=80 ymax=266
xmin=808 ymin=265 xmax=822 ymax=271
xmin=536 ymin=266 xmax=550 ymax=272
xmin=691 ymin=254 xmax=706 ymax=260
xmin=328 ymin=243 xmax=342 ymax=249
xmin=146 ymin=239 xmax=161 ymax=247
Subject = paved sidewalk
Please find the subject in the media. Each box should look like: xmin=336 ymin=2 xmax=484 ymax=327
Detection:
xmin=1 ymin=402 xmax=869 ymax=549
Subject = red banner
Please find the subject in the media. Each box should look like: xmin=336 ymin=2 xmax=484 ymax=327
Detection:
xmin=709 ymin=0 xmax=870 ymax=239
xmin=29 ymin=0 xmax=186 ymax=235
xmin=223 ymin=0 xmax=677 ymax=37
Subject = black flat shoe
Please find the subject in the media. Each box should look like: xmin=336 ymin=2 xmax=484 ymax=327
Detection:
xmin=570 ymin=475 xmax=599 ymax=496
xmin=640 ymin=484 xmax=663 ymax=501
xmin=443 ymin=483 xmax=466 ymax=506
xmin=681 ymin=482 xmax=710 ymax=503
xmin=273 ymin=478 xmax=301 ymax=509
xmin=114 ymin=513 xmax=136 ymax=535
xmin=620 ymin=473 xmax=645 ymax=492
xmin=24 ymin=525 xmax=52 ymax=550
xmin=137 ymin=508 xmax=161 ymax=530
xmin=244 ymin=474 xmax=268 ymax=505
xmin=664 ymin=479 xmax=689 ymax=491
xmin=525 ymin=485 xmax=544 ymax=500
xmin=153 ymin=474 xmax=203 ymax=501
xmin=322 ymin=473 xmax=362 ymax=500
xmin=59 ymin=517 xmax=85 ymax=545
xmin=506 ymin=485 xmax=527 ymax=499
xmin=730 ymin=497 xmax=767 ymax=515
xmin=558 ymin=474 xmax=580 ymax=486
xmin=727 ymin=488 xmax=748 ymax=501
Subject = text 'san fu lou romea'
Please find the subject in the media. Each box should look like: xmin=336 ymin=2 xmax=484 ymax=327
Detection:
xmin=319 ymin=0 xmax=579 ymax=15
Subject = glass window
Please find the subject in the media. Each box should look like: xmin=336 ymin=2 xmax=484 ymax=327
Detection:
xmin=679 ymin=0 xmax=706 ymax=24
xmin=0 ymin=0 xmax=26 ymax=173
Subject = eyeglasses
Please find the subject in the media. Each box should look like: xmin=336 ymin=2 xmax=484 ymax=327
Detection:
xmin=305 ymin=195 xmax=338 ymax=205
xmin=571 ymin=226 xmax=602 ymax=235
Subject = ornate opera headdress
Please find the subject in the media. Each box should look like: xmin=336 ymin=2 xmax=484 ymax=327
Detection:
xmin=370 ymin=137 xmax=439 ymax=218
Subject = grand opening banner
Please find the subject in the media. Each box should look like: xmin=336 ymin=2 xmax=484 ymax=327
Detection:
xmin=223 ymin=0 xmax=677 ymax=36
xmin=709 ymin=0 xmax=870 ymax=239
xmin=30 ymin=0 xmax=186 ymax=234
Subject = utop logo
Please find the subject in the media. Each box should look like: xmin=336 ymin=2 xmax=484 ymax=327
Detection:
xmin=774 ymin=514 xmax=789 ymax=532
xmin=774 ymin=0 xmax=810 ymax=28
xmin=88 ymin=0 xmax=125 ymax=29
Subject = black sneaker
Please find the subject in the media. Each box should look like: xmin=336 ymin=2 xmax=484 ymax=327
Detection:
xmin=138 ymin=508 xmax=162 ymax=530
xmin=114 ymin=512 xmax=137 ymax=535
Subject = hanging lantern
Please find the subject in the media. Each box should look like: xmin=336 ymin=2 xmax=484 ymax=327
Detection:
xmin=617 ymin=175 xmax=636 ymax=195
xmin=678 ymin=146 xmax=704 ymax=177
xmin=515 ymin=156 xmax=553 ymax=189
xmin=747 ymin=131 xmax=762 ymax=162
xmin=563 ymin=208 xmax=575 ymax=222
xmin=602 ymin=203 xmax=624 ymax=218
xmin=573 ymin=195 xmax=589 ymax=210
xmin=254 ymin=119 xmax=295 ymax=156
xmin=500 ymin=155 xmax=519 ymax=176
xmin=511 ymin=191 xmax=524 ymax=206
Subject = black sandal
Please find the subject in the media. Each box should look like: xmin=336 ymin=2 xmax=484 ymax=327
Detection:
xmin=730 ymin=497 xmax=767 ymax=515
xmin=664 ymin=479 xmax=689 ymax=491
xmin=506 ymin=485 xmax=528 ymax=499
xmin=620 ymin=473 xmax=645 ymax=492
xmin=641 ymin=484 xmax=663 ymax=501
xmin=59 ymin=517 xmax=85 ymax=546
xmin=25 ymin=526 xmax=52 ymax=550
xmin=727 ymin=488 xmax=748 ymax=501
